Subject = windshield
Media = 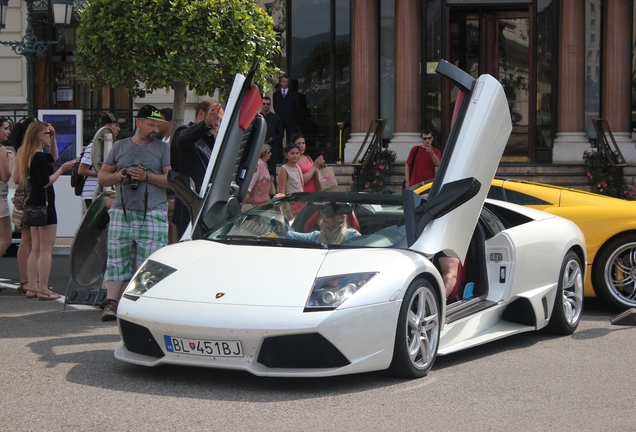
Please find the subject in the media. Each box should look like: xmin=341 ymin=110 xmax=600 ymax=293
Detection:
xmin=207 ymin=193 xmax=407 ymax=248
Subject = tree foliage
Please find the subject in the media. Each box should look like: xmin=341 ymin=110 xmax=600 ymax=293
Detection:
xmin=75 ymin=0 xmax=281 ymax=99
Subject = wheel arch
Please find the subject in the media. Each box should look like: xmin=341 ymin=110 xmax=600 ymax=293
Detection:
xmin=417 ymin=271 xmax=446 ymax=327
xmin=589 ymin=230 xmax=636 ymax=309
xmin=416 ymin=271 xmax=442 ymax=299
xmin=590 ymin=230 xmax=636 ymax=278
xmin=569 ymin=244 xmax=587 ymax=281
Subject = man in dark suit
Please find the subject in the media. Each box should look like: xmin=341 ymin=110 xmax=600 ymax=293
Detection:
xmin=273 ymin=74 xmax=299 ymax=144
xmin=261 ymin=96 xmax=284 ymax=179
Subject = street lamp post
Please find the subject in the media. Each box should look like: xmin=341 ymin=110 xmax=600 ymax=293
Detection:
xmin=0 ymin=0 xmax=74 ymax=117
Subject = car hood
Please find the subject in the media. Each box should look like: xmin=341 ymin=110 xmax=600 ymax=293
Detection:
xmin=143 ymin=242 xmax=328 ymax=307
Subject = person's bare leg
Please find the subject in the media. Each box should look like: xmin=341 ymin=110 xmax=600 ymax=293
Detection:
xmin=0 ymin=216 xmax=10 ymax=289
xmin=440 ymin=256 xmax=460 ymax=298
xmin=0 ymin=216 xmax=11 ymax=257
xmin=117 ymin=281 xmax=129 ymax=300
xmin=26 ymin=226 xmax=41 ymax=296
xmin=17 ymin=227 xmax=32 ymax=287
xmin=35 ymin=224 xmax=57 ymax=293
xmin=106 ymin=280 xmax=125 ymax=302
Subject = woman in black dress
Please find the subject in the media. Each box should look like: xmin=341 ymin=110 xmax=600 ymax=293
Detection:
xmin=18 ymin=121 xmax=74 ymax=300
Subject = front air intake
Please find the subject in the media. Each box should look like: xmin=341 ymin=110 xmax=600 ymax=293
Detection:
xmin=257 ymin=333 xmax=350 ymax=368
xmin=119 ymin=319 xmax=165 ymax=359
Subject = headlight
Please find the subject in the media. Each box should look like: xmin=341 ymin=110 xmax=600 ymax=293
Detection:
xmin=123 ymin=260 xmax=176 ymax=299
xmin=305 ymin=272 xmax=378 ymax=311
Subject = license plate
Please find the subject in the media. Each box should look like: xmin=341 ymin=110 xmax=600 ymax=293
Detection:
xmin=164 ymin=336 xmax=243 ymax=357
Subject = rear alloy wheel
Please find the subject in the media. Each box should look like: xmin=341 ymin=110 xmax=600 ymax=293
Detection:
xmin=388 ymin=278 xmax=440 ymax=378
xmin=592 ymin=234 xmax=636 ymax=310
xmin=545 ymin=251 xmax=584 ymax=335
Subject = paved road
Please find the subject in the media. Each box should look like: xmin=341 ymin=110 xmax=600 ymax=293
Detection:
xmin=1 ymin=254 xmax=635 ymax=431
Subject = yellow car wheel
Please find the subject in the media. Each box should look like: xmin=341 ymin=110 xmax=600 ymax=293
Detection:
xmin=593 ymin=233 xmax=636 ymax=310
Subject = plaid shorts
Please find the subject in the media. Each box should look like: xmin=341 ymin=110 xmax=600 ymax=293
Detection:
xmin=106 ymin=208 xmax=168 ymax=282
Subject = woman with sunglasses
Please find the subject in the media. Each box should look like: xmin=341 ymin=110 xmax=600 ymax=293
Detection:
xmin=0 ymin=117 xmax=12 ymax=276
xmin=18 ymin=122 xmax=74 ymax=300
xmin=272 ymin=202 xmax=360 ymax=245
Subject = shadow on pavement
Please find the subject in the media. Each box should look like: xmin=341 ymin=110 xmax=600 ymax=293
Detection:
xmin=2 ymin=292 xmax=628 ymax=403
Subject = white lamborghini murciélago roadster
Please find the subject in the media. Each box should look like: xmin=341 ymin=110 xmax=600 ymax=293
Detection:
xmin=114 ymin=61 xmax=586 ymax=378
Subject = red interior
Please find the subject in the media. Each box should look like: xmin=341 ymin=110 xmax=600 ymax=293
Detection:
xmin=239 ymin=85 xmax=262 ymax=130
xmin=451 ymin=90 xmax=465 ymax=127
xmin=450 ymin=263 xmax=465 ymax=300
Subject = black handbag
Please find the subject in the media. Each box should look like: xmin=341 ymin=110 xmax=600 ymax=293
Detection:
xmin=23 ymin=203 xmax=48 ymax=226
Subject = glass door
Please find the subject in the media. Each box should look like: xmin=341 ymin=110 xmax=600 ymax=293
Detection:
xmin=449 ymin=8 xmax=533 ymax=161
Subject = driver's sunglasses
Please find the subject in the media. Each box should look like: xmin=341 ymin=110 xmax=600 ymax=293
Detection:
xmin=319 ymin=208 xmax=335 ymax=218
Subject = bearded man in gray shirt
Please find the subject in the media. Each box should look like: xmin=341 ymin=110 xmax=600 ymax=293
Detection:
xmin=97 ymin=104 xmax=171 ymax=321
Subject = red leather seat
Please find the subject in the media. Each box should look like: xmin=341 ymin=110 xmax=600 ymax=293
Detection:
xmin=449 ymin=262 xmax=466 ymax=300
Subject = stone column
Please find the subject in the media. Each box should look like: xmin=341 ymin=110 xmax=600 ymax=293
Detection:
xmin=553 ymin=0 xmax=589 ymax=163
xmin=0 ymin=2 xmax=27 ymax=110
xmin=389 ymin=0 xmax=421 ymax=162
xmin=601 ymin=0 xmax=636 ymax=163
xmin=345 ymin=0 xmax=379 ymax=163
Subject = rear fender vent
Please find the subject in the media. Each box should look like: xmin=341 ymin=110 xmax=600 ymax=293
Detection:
xmin=502 ymin=297 xmax=537 ymax=327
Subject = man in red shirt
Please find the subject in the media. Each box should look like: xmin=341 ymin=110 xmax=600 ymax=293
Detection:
xmin=404 ymin=129 xmax=441 ymax=187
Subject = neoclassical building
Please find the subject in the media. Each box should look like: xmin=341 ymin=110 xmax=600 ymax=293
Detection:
xmin=1 ymin=0 xmax=636 ymax=166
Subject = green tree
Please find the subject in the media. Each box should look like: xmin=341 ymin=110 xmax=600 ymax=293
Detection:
xmin=75 ymin=0 xmax=281 ymax=131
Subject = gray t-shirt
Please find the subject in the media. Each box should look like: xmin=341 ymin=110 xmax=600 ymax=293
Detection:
xmin=104 ymin=137 xmax=170 ymax=211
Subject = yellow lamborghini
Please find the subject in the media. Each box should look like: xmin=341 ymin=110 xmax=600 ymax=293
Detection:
xmin=417 ymin=178 xmax=636 ymax=310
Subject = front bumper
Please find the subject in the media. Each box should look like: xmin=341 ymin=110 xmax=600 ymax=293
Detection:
xmin=114 ymin=296 xmax=401 ymax=377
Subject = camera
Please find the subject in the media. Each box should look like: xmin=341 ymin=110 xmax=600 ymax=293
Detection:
xmin=124 ymin=168 xmax=139 ymax=190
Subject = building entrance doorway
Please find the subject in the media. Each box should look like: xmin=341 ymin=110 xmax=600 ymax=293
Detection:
xmin=449 ymin=8 xmax=533 ymax=161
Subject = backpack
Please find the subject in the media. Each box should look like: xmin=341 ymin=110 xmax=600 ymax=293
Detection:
xmin=70 ymin=152 xmax=87 ymax=196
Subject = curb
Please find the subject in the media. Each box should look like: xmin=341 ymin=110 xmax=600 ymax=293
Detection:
xmin=54 ymin=245 xmax=71 ymax=255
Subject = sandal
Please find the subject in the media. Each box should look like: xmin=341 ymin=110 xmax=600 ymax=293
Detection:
xmin=17 ymin=281 xmax=28 ymax=294
xmin=37 ymin=290 xmax=61 ymax=301
xmin=25 ymin=282 xmax=53 ymax=298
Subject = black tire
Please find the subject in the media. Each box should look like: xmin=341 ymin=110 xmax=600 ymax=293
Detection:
xmin=544 ymin=251 xmax=584 ymax=335
xmin=592 ymin=233 xmax=636 ymax=310
xmin=388 ymin=278 xmax=440 ymax=378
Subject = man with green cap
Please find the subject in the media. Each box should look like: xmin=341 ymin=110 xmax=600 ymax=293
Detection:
xmin=97 ymin=104 xmax=172 ymax=321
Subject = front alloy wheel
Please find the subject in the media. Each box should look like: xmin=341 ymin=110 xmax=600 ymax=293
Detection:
xmin=388 ymin=278 xmax=440 ymax=378
xmin=545 ymin=250 xmax=584 ymax=335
